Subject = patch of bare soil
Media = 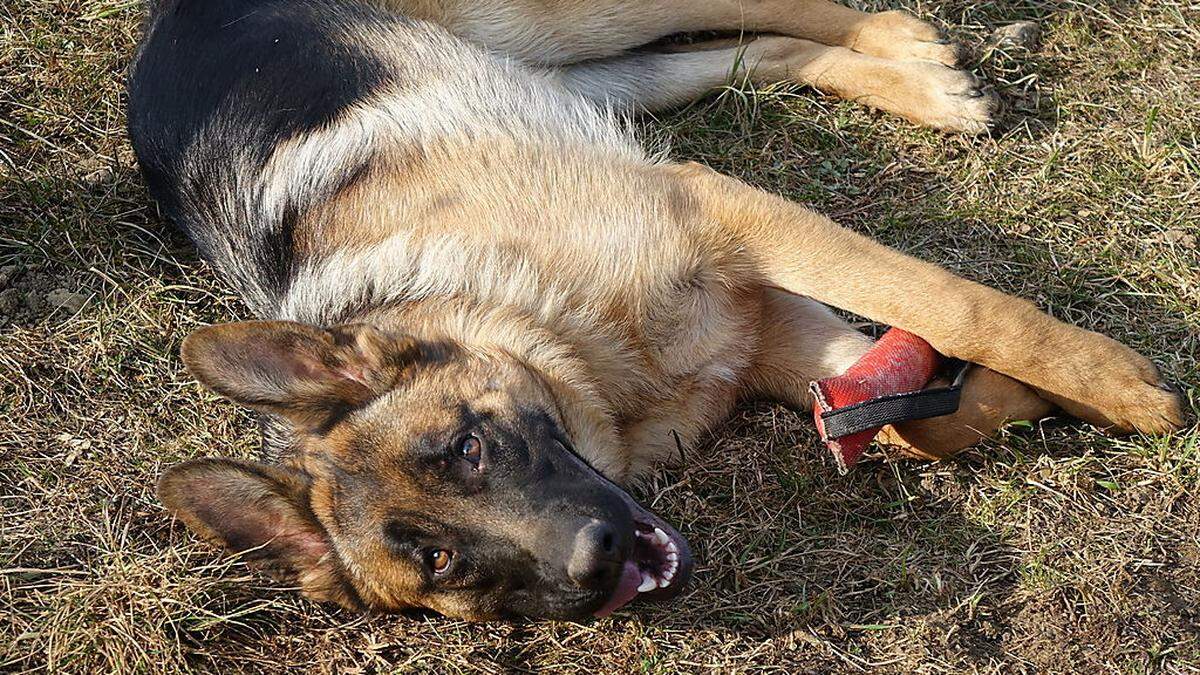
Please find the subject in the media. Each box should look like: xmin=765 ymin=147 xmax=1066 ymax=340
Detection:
xmin=0 ymin=263 xmax=91 ymax=328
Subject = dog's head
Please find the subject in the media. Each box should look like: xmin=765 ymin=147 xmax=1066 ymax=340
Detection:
xmin=159 ymin=321 xmax=691 ymax=620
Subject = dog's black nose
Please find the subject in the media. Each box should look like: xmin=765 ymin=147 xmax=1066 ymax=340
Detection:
xmin=567 ymin=520 xmax=621 ymax=589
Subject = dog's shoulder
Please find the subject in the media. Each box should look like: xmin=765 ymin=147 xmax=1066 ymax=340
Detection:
xmin=128 ymin=0 xmax=402 ymax=311
xmin=127 ymin=0 xmax=645 ymax=319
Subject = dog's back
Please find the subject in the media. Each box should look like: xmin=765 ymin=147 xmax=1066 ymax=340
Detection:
xmin=130 ymin=0 xmax=381 ymax=310
xmin=128 ymin=0 xmax=645 ymax=319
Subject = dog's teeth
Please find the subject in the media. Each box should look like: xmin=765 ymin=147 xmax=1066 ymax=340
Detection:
xmin=653 ymin=528 xmax=669 ymax=546
xmin=663 ymin=567 xmax=675 ymax=581
xmin=666 ymin=552 xmax=678 ymax=561
xmin=637 ymin=573 xmax=657 ymax=593
xmin=657 ymin=575 xmax=671 ymax=588
xmin=666 ymin=541 xmax=678 ymax=554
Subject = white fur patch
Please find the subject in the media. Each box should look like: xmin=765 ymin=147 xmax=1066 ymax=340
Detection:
xmin=279 ymin=231 xmax=545 ymax=323
xmin=268 ymin=19 xmax=670 ymax=322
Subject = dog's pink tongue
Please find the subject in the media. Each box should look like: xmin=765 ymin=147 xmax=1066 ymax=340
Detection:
xmin=593 ymin=561 xmax=642 ymax=618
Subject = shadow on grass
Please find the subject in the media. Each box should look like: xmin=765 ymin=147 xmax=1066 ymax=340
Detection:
xmin=1 ymin=162 xmax=198 ymax=291
xmin=616 ymin=403 xmax=1026 ymax=666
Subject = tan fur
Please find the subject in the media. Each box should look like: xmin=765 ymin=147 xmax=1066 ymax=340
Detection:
xmin=665 ymin=161 xmax=1181 ymax=434
xmin=368 ymin=0 xmax=992 ymax=131
xmin=160 ymin=0 xmax=1185 ymax=619
xmin=277 ymin=134 xmax=1180 ymax=482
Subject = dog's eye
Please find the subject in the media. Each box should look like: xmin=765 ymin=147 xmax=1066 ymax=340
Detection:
xmin=461 ymin=435 xmax=482 ymax=467
xmin=427 ymin=549 xmax=453 ymax=575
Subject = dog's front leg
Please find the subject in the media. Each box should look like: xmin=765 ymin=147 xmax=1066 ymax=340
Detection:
xmin=664 ymin=162 xmax=1184 ymax=435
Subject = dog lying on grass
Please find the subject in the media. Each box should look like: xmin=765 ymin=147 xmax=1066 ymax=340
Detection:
xmin=128 ymin=0 xmax=1184 ymax=620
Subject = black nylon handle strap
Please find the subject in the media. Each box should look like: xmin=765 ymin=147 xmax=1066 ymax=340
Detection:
xmin=819 ymin=361 xmax=971 ymax=439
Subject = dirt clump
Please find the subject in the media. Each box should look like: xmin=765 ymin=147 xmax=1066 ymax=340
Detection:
xmin=0 ymin=263 xmax=91 ymax=327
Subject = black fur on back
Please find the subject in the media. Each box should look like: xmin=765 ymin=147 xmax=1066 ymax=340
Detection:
xmin=127 ymin=0 xmax=389 ymax=313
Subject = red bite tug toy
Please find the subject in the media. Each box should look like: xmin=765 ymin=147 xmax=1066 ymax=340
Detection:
xmin=810 ymin=328 xmax=954 ymax=474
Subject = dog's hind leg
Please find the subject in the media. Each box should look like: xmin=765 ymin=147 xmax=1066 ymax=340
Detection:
xmin=744 ymin=289 xmax=1054 ymax=459
xmin=550 ymin=36 xmax=994 ymax=133
xmin=389 ymin=0 xmax=959 ymax=66
xmin=546 ymin=41 xmax=761 ymax=112
xmin=383 ymin=0 xmax=992 ymax=130
xmin=666 ymin=162 xmax=1185 ymax=437
xmin=696 ymin=0 xmax=963 ymax=66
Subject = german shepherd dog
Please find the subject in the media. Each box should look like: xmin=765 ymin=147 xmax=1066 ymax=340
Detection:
xmin=128 ymin=0 xmax=1184 ymax=620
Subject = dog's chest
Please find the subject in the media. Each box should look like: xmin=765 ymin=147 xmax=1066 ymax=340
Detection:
xmin=281 ymin=141 xmax=760 ymax=417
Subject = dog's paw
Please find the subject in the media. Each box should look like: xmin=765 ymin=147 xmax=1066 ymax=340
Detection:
xmin=1097 ymin=380 xmax=1186 ymax=435
xmin=897 ymin=62 xmax=998 ymax=134
xmin=852 ymin=10 xmax=962 ymax=67
xmin=880 ymin=367 xmax=1056 ymax=459
xmin=1037 ymin=332 xmax=1186 ymax=435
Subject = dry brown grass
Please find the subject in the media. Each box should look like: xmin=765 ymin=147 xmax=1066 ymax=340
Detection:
xmin=2 ymin=0 xmax=1199 ymax=672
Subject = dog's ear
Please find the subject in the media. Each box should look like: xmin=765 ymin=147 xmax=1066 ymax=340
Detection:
xmin=181 ymin=320 xmax=420 ymax=429
xmin=157 ymin=458 xmax=360 ymax=608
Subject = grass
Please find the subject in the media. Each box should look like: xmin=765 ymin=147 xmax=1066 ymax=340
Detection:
xmin=2 ymin=0 xmax=1199 ymax=671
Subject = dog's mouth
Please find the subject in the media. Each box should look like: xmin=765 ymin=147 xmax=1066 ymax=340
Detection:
xmin=593 ymin=495 xmax=693 ymax=618
xmin=552 ymin=438 xmax=693 ymax=618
